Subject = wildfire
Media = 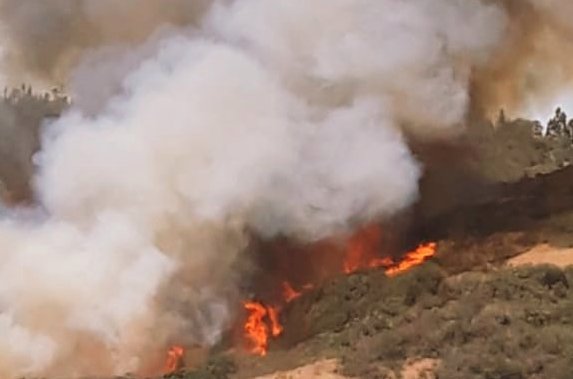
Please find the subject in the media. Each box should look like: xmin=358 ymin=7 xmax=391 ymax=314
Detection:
xmin=243 ymin=281 xmax=310 ymax=356
xmin=342 ymin=225 xmax=437 ymax=276
xmin=343 ymin=224 xmax=381 ymax=274
xmin=242 ymin=225 xmax=438 ymax=357
xmin=368 ymin=256 xmax=394 ymax=270
xmin=385 ymin=242 xmax=437 ymax=277
xmin=282 ymin=281 xmax=303 ymax=303
xmin=164 ymin=345 xmax=185 ymax=374
xmin=243 ymin=301 xmax=283 ymax=356
xmin=268 ymin=306 xmax=283 ymax=337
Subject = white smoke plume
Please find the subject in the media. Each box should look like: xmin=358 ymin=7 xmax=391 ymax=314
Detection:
xmin=0 ymin=0 xmax=510 ymax=377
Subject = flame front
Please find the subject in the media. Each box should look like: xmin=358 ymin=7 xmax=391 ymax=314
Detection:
xmin=243 ymin=301 xmax=274 ymax=356
xmin=164 ymin=345 xmax=185 ymax=374
xmin=242 ymin=226 xmax=438 ymax=357
xmin=282 ymin=281 xmax=302 ymax=303
xmin=342 ymin=225 xmax=437 ymax=275
xmin=385 ymin=242 xmax=437 ymax=277
xmin=243 ymin=295 xmax=291 ymax=355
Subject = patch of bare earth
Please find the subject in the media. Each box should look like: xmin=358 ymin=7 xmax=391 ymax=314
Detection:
xmin=251 ymin=359 xmax=349 ymax=379
xmin=250 ymin=358 xmax=438 ymax=379
xmin=508 ymin=243 xmax=573 ymax=268
xmin=400 ymin=359 xmax=439 ymax=379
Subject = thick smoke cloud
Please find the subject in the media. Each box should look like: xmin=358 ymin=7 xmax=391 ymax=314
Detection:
xmin=473 ymin=0 xmax=573 ymax=117
xmin=0 ymin=0 xmax=211 ymax=84
xmin=0 ymin=0 xmax=553 ymax=377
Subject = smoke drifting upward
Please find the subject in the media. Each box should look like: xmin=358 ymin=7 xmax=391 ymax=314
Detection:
xmin=473 ymin=0 xmax=573 ymax=117
xmin=0 ymin=0 xmax=567 ymax=377
xmin=0 ymin=0 xmax=212 ymax=84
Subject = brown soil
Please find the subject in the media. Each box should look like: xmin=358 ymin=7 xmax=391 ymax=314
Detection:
xmin=251 ymin=359 xmax=348 ymax=379
xmin=509 ymin=244 xmax=573 ymax=268
xmin=400 ymin=359 xmax=438 ymax=379
xmin=247 ymin=358 xmax=439 ymax=379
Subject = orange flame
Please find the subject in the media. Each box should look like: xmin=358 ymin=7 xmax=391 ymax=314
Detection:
xmin=242 ymin=224 xmax=437 ymax=357
xmin=243 ymin=302 xmax=271 ymax=356
xmin=342 ymin=225 xmax=437 ymax=276
xmin=243 ymin=301 xmax=285 ymax=355
xmin=164 ymin=345 xmax=185 ymax=374
xmin=268 ymin=306 xmax=283 ymax=337
xmin=282 ymin=281 xmax=303 ymax=303
xmin=343 ymin=224 xmax=381 ymax=274
xmin=385 ymin=242 xmax=437 ymax=277
xmin=368 ymin=256 xmax=394 ymax=270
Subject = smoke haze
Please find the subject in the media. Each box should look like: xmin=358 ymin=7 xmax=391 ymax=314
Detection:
xmin=473 ymin=0 xmax=573 ymax=117
xmin=0 ymin=0 xmax=211 ymax=84
xmin=0 ymin=0 xmax=569 ymax=377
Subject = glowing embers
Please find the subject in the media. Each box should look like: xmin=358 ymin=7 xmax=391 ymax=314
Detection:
xmin=164 ymin=345 xmax=185 ymax=374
